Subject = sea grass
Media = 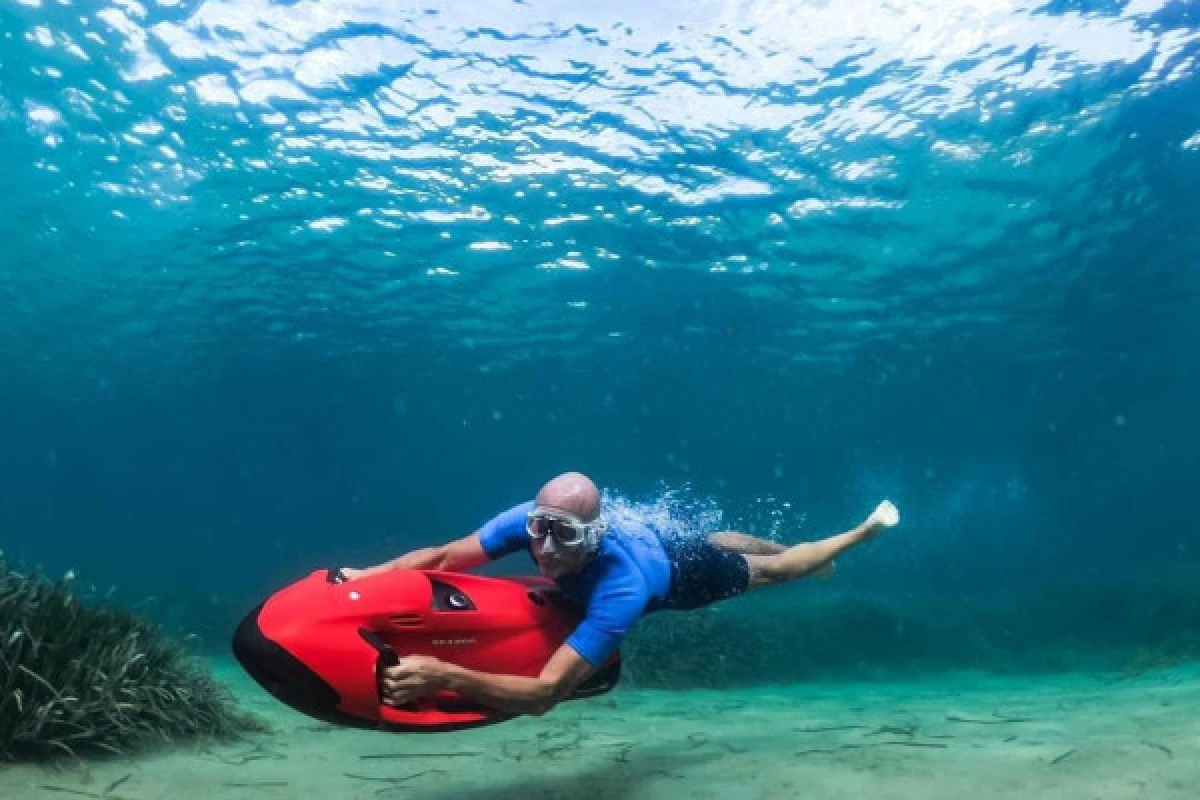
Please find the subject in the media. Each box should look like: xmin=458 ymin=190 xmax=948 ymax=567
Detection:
xmin=1 ymin=556 xmax=265 ymax=761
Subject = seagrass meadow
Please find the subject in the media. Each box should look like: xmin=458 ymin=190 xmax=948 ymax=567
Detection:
xmin=0 ymin=557 xmax=264 ymax=762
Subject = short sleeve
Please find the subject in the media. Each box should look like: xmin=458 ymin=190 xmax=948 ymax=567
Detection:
xmin=477 ymin=500 xmax=535 ymax=560
xmin=565 ymin=570 xmax=648 ymax=667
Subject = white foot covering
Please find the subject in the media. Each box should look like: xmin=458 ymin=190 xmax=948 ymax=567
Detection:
xmin=868 ymin=499 xmax=900 ymax=529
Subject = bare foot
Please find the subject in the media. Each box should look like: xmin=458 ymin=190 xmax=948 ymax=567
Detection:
xmin=864 ymin=500 xmax=900 ymax=536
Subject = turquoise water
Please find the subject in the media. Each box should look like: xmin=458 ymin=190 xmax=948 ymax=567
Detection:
xmin=2 ymin=0 xmax=1200 ymax=789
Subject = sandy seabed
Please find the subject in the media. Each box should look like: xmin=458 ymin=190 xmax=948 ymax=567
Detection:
xmin=2 ymin=658 xmax=1197 ymax=800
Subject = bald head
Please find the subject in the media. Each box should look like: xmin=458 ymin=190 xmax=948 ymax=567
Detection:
xmin=535 ymin=472 xmax=601 ymax=522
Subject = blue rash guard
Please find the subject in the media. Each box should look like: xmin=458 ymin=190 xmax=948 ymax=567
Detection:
xmin=477 ymin=501 xmax=673 ymax=667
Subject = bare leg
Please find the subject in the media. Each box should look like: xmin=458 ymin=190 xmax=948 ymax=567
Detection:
xmin=710 ymin=531 xmax=835 ymax=580
xmin=707 ymin=531 xmax=785 ymax=556
xmin=744 ymin=500 xmax=899 ymax=589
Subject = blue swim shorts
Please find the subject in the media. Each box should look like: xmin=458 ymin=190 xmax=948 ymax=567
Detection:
xmin=657 ymin=533 xmax=751 ymax=611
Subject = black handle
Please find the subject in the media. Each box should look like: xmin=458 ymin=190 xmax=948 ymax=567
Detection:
xmin=359 ymin=629 xmax=414 ymax=711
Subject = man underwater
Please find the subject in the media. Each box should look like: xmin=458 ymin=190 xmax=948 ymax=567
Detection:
xmin=340 ymin=472 xmax=899 ymax=716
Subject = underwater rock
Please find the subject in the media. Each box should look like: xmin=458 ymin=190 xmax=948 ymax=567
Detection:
xmin=0 ymin=556 xmax=265 ymax=762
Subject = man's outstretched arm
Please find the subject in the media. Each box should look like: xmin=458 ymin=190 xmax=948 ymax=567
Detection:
xmin=344 ymin=533 xmax=491 ymax=579
xmin=381 ymin=643 xmax=596 ymax=717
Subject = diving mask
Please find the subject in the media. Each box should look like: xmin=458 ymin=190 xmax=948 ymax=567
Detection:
xmin=525 ymin=508 xmax=606 ymax=549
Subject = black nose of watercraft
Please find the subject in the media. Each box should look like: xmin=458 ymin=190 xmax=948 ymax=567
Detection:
xmin=232 ymin=604 xmax=341 ymax=720
xmin=231 ymin=604 xmax=271 ymax=686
